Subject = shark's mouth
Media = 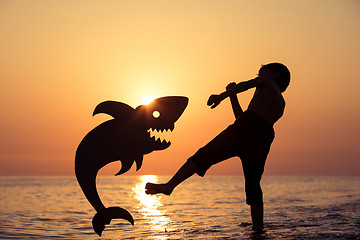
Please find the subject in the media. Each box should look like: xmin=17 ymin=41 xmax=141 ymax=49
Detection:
xmin=147 ymin=124 xmax=174 ymax=150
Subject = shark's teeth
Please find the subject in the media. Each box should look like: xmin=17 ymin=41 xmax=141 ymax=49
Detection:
xmin=148 ymin=126 xmax=174 ymax=144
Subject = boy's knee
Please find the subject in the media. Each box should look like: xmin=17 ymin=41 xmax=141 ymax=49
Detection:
xmin=245 ymin=182 xmax=263 ymax=205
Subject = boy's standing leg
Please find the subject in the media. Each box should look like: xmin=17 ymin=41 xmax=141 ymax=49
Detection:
xmin=251 ymin=204 xmax=264 ymax=230
xmin=240 ymin=139 xmax=272 ymax=230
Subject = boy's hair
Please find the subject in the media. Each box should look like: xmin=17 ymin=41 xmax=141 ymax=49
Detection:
xmin=261 ymin=63 xmax=290 ymax=93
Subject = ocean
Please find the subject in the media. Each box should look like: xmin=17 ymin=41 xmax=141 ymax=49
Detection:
xmin=0 ymin=175 xmax=359 ymax=239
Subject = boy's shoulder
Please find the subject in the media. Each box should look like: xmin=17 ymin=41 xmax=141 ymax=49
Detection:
xmin=257 ymin=77 xmax=282 ymax=93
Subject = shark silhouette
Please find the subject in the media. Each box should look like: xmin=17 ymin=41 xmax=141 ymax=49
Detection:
xmin=75 ymin=96 xmax=188 ymax=236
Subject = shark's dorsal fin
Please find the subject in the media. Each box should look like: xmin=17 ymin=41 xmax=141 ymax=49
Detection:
xmin=93 ymin=101 xmax=135 ymax=119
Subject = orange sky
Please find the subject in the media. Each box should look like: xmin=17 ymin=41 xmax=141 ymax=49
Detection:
xmin=0 ymin=0 xmax=359 ymax=176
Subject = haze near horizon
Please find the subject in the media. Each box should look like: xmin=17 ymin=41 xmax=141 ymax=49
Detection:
xmin=0 ymin=0 xmax=359 ymax=176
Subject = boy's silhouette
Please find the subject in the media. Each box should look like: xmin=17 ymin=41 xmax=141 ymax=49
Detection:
xmin=145 ymin=63 xmax=290 ymax=230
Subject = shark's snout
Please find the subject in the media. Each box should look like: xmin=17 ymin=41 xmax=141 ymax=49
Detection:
xmin=137 ymin=96 xmax=188 ymax=151
xmin=140 ymin=96 xmax=188 ymax=129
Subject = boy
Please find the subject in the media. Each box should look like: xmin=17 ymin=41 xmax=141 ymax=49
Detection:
xmin=145 ymin=63 xmax=290 ymax=230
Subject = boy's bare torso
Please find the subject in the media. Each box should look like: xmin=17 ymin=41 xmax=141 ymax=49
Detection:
xmin=247 ymin=78 xmax=285 ymax=125
xmin=207 ymin=67 xmax=286 ymax=126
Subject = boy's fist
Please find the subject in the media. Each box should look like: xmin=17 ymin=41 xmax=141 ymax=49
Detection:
xmin=207 ymin=94 xmax=222 ymax=109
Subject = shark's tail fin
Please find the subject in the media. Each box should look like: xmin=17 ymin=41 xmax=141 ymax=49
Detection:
xmin=92 ymin=207 xmax=134 ymax=236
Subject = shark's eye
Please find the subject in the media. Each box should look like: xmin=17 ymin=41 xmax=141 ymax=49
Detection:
xmin=153 ymin=111 xmax=160 ymax=118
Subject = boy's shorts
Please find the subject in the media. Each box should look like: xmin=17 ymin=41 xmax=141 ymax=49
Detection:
xmin=187 ymin=110 xmax=274 ymax=205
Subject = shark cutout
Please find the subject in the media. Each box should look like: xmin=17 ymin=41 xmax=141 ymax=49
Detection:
xmin=75 ymin=96 xmax=188 ymax=236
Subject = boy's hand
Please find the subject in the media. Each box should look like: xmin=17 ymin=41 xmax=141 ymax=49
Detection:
xmin=207 ymin=94 xmax=223 ymax=109
xmin=226 ymin=82 xmax=237 ymax=91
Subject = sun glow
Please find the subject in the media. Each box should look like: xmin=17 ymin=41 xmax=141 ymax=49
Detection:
xmin=132 ymin=175 xmax=175 ymax=233
xmin=142 ymin=95 xmax=155 ymax=105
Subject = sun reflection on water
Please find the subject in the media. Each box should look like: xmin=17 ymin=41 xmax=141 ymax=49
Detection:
xmin=132 ymin=175 xmax=175 ymax=236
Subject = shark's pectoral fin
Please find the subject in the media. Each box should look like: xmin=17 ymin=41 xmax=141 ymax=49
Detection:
xmin=114 ymin=154 xmax=144 ymax=175
xmin=115 ymin=159 xmax=134 ymax=176
xmin=135 ymin=155 xmax=143 ymax=171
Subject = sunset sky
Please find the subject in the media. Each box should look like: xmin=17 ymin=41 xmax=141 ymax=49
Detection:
xmin=1 ymin=0 xmax=359 ymax=176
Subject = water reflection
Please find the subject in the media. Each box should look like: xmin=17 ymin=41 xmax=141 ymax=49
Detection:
xmin=132 ymin=175 xmax=175 ymax=235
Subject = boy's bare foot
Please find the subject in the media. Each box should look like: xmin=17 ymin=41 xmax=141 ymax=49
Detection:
xmin=252 ymin=224 xmax=264 ymax=232
xmin=145 ymin=182 xmax=173 ymax=195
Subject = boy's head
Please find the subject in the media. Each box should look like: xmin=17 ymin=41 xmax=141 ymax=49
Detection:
xmin=259 ymin=63 xmax=290 ymax=93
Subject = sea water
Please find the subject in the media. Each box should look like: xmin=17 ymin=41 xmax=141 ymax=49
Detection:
xmin=0 ymin=175 xmax=359 ymax=239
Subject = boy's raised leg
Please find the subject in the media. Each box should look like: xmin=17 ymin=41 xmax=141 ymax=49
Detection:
xmin=145 ymin=160 xmax=198 ymax=195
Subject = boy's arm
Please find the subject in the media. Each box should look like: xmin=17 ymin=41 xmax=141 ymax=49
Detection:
xmin=207 ymin=77 xmax=264 ymax=109
xmin=226 ymin=82 xmax=243 ymax=119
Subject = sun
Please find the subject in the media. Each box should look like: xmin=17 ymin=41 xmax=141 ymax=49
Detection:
xmin=142 ymin=95 xmax=155 ymax=105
